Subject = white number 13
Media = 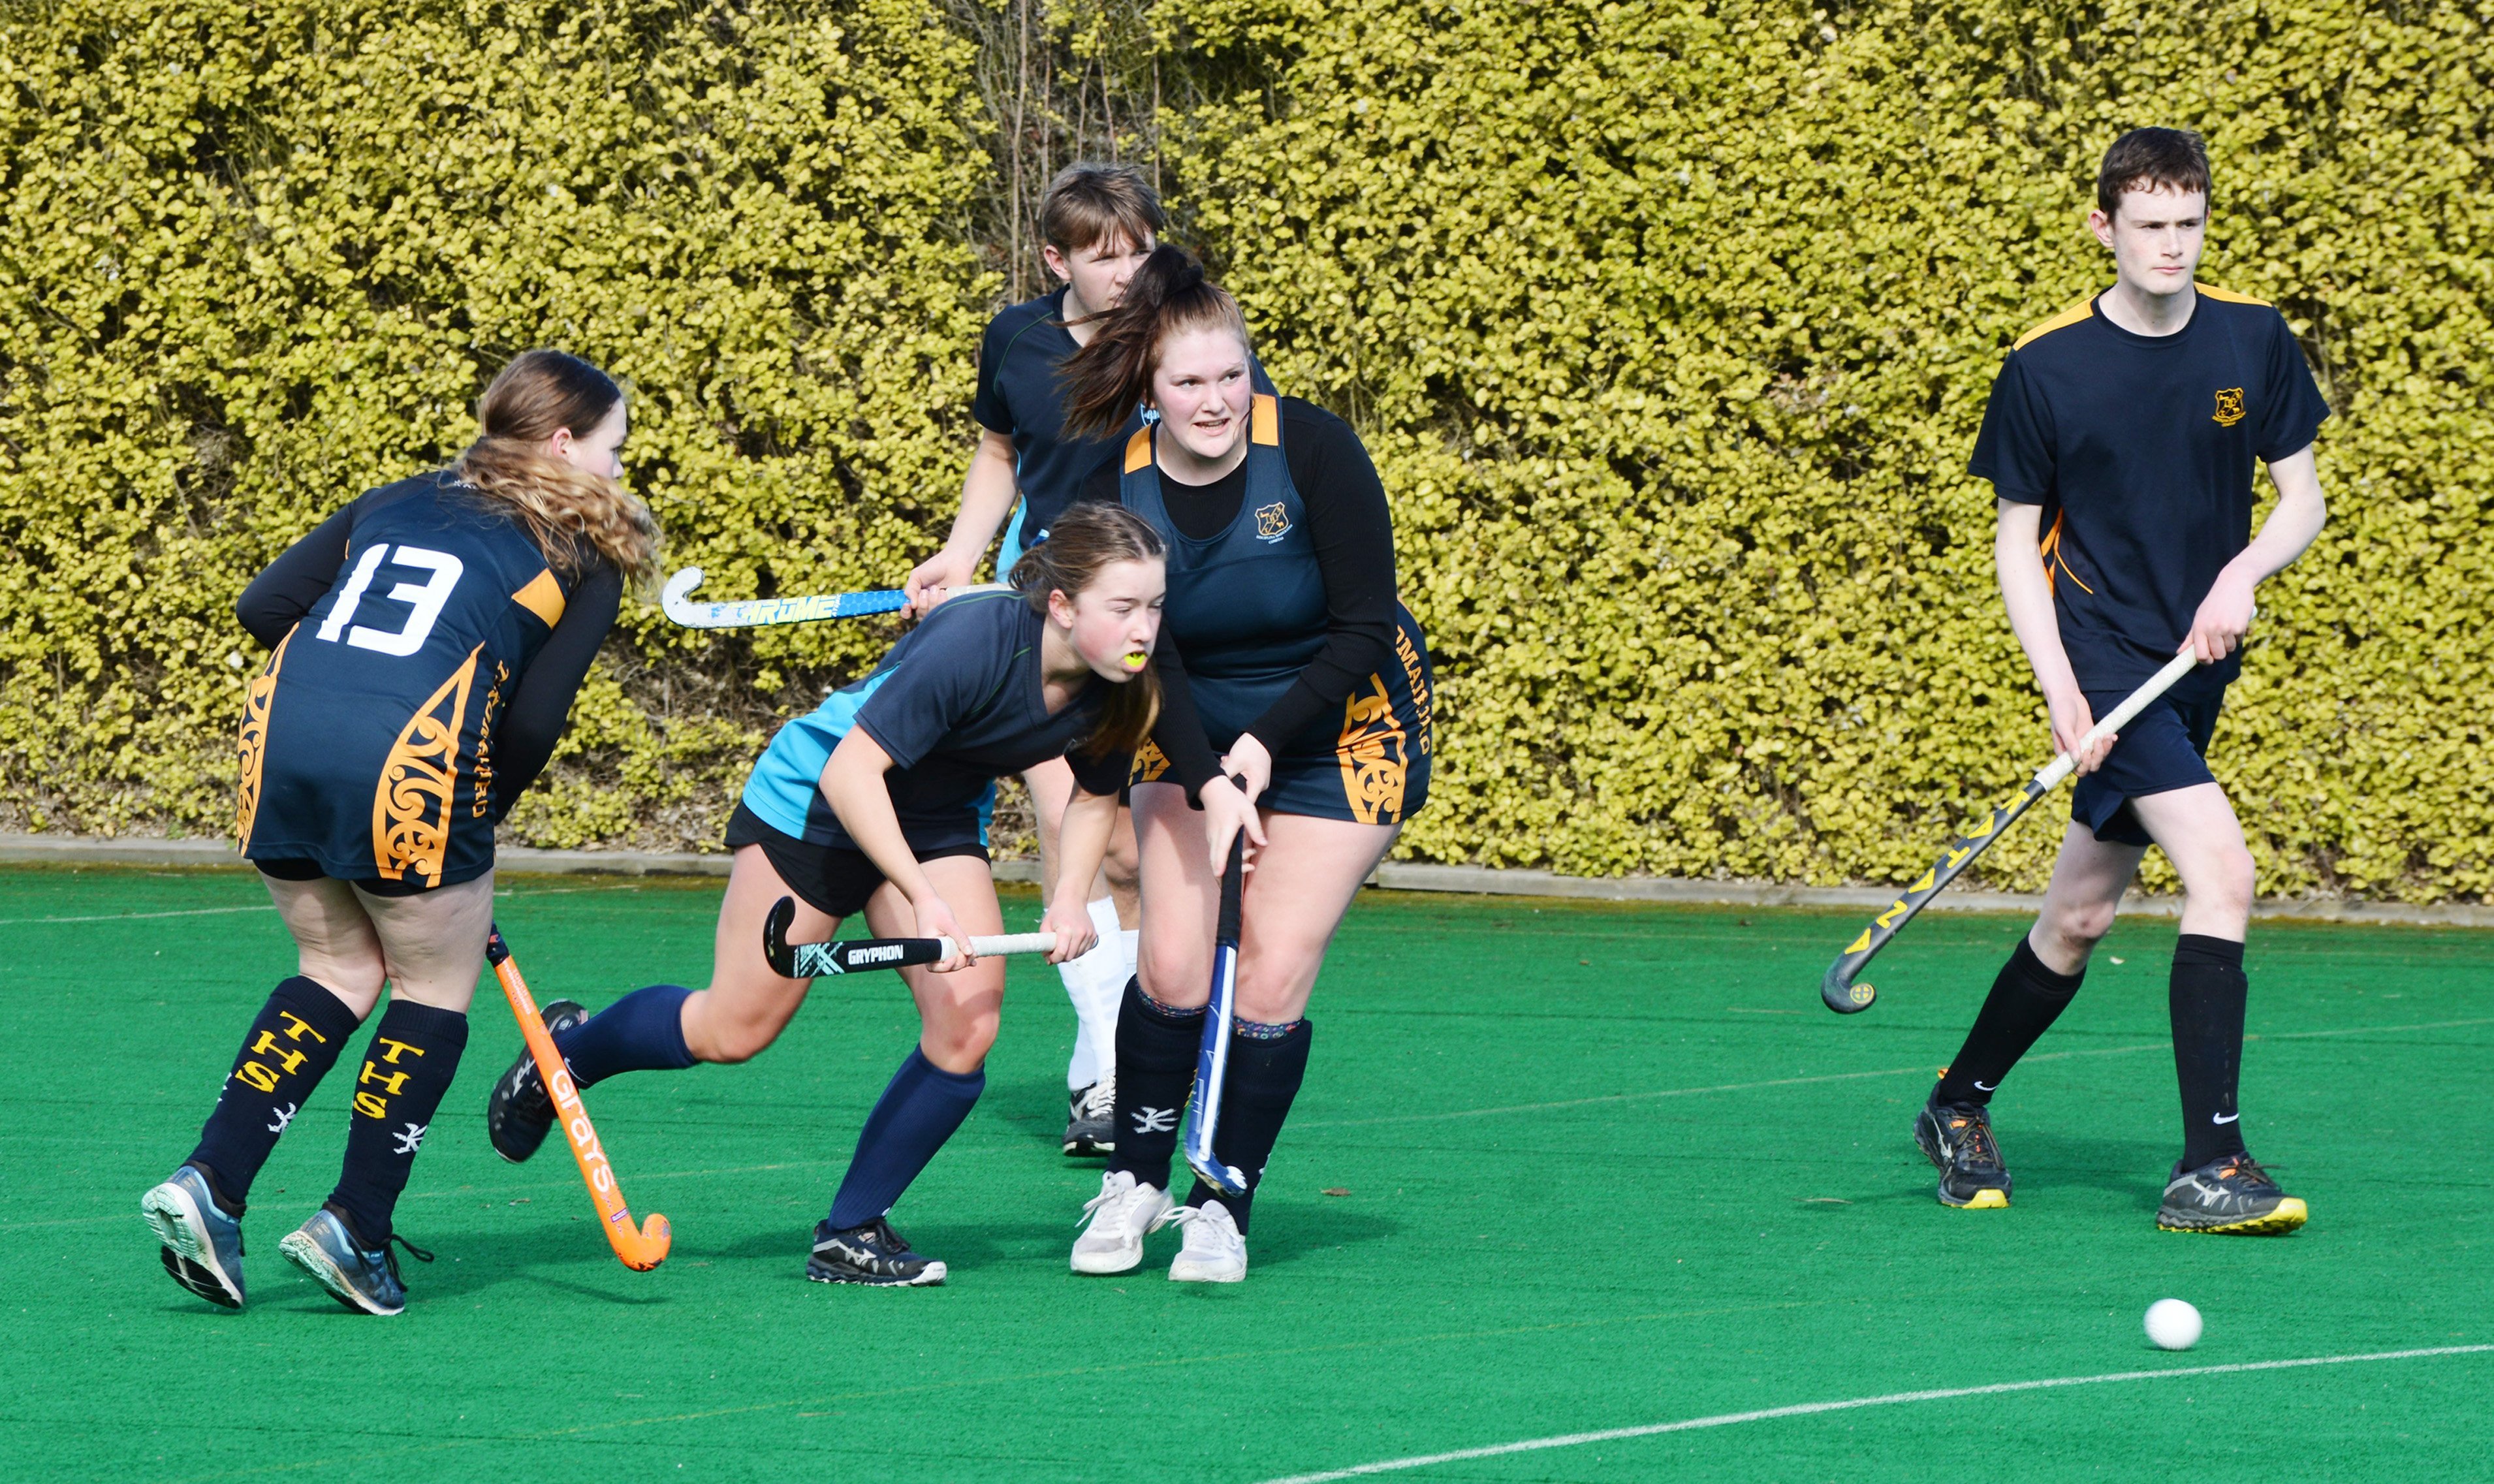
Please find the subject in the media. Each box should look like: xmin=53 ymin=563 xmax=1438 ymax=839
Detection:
xmin=315 ymin=543 xmax=464 ymax=657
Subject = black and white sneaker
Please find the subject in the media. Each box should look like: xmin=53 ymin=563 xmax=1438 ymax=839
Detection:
xmin=2158 ymin=1152 xmax=2308 ymax=1235
xmin=806 ymin=1216 xmax=947 ymax=1286
xmin=1064 ymin=1073 xmax=1116 ymax=1156
xmin=1914 ymin=1098 xmax=2012 ymax=1208
xmin=484 ymin=999 xmax=589 ymax=1163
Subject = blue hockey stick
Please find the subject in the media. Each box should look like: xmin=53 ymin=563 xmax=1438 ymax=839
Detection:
xmin=661 ymin=567 xmax=1004 ymax=629
xmin=1182 ymin=823 xmax=1250 ymax=1199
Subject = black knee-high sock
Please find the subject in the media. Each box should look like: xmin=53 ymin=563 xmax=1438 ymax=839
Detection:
xmin=187 ymin=976 xmax=363 ymax=1213
xmin=1932 ymin=937 xmax=2084 ymax=1106
xmin=1185 ymin=1018 xmax=1313 ymax=1234
xmin=2171 ymin=934 xmax=2250 ymax=1169
xmin=328 ymin=1000 xmax=467 ymax=1247
xmin=1107 ymin=976 xmax=1201 ymax=1193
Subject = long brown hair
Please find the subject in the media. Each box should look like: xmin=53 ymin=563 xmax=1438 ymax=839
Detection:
xmin=1057 ymin=244 xmax=1250 ymax=441
xmin=452 ymin=349 xmax=661 ymax=583
xmin=1009 ymin=503 xmax=1166 ymax=759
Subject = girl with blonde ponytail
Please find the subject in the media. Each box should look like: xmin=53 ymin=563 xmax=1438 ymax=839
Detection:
xmin=142 ymin=349 xmax=654 ymax=1318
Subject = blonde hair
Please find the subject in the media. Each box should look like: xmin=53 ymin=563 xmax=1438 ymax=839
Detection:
xmin=452 ymin=350 xmax=661 ymax=584
xmin=1009 ymin=503 xmax=1166 ymax=759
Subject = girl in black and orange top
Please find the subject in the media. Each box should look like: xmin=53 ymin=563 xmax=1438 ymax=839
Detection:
xmin=1057 ymin=247 xmax=1433 ymax=1284
xmin=141 ymin=350 xmax=658 ymax=1317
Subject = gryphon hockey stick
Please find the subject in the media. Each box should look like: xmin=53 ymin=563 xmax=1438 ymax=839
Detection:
xmin=1820 ymin=647 xmax=2202 ymax=1015
xmin=1182 ymin=828 xmax=1251 ymax=1199
xmin=486 ymin=926 xmax=671 ymax=1270
xmin=661 ymin=568 xmax=1006 ymax=629
xmin=759 ymin=896 xmax=1056 ymax=978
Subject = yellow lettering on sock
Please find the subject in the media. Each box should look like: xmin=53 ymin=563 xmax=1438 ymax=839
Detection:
xmin=274 ymin=1010 xmax=328 ymax=1044
xmin=233 ymin=1062 xmax=281 ymax=1094
xmin=358 ymin=1062 xmax=412 ymax=1097
xmin=373 ymin=1037 xmax=425 ymax=1064
xmin=353 ymin=1091 xmax=390 ymax=1119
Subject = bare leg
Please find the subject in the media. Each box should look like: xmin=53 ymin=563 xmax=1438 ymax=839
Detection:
xmin=1129 ymin=783 xmax=1400 ymax=1020
xmin=2028 ymin=823 xmax=2150 ymax=973
xmin=2128 ymin=783 xmax=2256 ymax=940
xmin=351 ymin=872 xmax=497 ymax=1012
xmin=861 ymin=854 xmax=1009 ymax=1075
xmin=678 ymin=845 xmax=840 ymax=1064
xmin=260 ymin=875 xmax=390 ymax=1017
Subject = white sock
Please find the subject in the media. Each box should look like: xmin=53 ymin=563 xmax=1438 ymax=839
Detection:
xmin=1064 ymin=897 xmax=1126 ymax=1090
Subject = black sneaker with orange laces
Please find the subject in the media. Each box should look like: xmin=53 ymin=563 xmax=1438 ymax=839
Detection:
xmin=1914 ymin=1098 xmax=2012 ymax=1208
xmin=2157 ymin=1151 xmax=2308 ymax=1234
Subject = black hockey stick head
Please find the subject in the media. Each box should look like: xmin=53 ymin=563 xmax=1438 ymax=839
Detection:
xmin=1821 ymin=956 xmax=1877 ymax=1014
xmin=763 ymin=896 xmax=800 ymax=978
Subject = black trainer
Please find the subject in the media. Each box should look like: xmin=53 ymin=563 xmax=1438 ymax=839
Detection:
xmin=1914 ymin=1098 xmax=2013 ymax=1208
xmin=2158 ymin=1152 xmax=2309 ymax=1234
xmin=1064 ymin=1073 xmax=1115 ymax=1157
xmin=484 ymin=999 xmax=589 ymax=1163
xmin=806 ymin=1216 xmax=947 ymax=1286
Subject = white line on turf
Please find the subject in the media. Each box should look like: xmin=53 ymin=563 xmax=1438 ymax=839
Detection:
xmin=0 ymin=903 xmax=276 ymax=926
xmin=1254 ymin=1344 xmax=2494 ymax=1484
xmin=1298 ymin=1015 xmax=2494 ymax=1130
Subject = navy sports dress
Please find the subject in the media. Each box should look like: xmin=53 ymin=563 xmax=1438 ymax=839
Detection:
xmin=1113 ymin=394 xmax=1432 ymax=824
xmin=235 ymin=471 xmax=610 ymax=889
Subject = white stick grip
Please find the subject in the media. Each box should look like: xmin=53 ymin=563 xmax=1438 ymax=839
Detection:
xmin=937 ymin=932 xmax=1062 ymax=959
xmin=2031 ymin=648 xmax=2205 ymax=791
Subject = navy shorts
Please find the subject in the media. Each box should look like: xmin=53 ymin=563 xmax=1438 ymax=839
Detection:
xmin=2070 ymin=688 xmax=2224 ymax=847
xmin=724 ymin=802 xmax=987 ymax=922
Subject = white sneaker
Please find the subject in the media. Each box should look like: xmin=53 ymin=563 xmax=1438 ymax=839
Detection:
xmin=1070 ymin=1169 xmax=1171 ymax=1274
xmin=1164 ymin=1201 xmax=1247 ymax=1284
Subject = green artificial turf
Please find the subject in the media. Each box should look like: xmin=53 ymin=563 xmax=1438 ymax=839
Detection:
xmin=2 ymin=864 xmax=2487 ymax=1482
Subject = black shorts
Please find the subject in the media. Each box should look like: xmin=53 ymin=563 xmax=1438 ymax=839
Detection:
xmin=724 ymin=802 xmax=988 ymax=921
xmin=253 ymin=858 xmax=437 ymax=898
xmin=2070 ymin=688 xmax=2224 ymax=847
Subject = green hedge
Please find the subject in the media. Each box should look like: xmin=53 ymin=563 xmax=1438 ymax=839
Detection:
xmin=1169 ymin=0 xmax=2494 ymax=898
xmin=3 ymin=0 xmax=2489 ymax=898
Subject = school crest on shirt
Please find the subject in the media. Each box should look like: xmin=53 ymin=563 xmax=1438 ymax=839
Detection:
xmin=2211 ymin=387 xmax=2246 ymax=428
xmin=1254 ymin=501 xmax=1292 ymax=543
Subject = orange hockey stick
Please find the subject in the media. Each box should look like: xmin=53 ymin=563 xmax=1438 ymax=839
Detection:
xmin=486 ymin=924 xmax=671 ymax=1271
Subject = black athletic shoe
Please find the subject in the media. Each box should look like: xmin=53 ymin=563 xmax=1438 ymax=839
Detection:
xmin=806 ymin=1216 xmax=947 ymax=1286
xmin=1064 ymin=1073 xmax=1115 ymax=1157
xmin=2158 ymin=1152 xmax=2309 ymax=1234
xmin=1914 ymin=1098 xmax=2013 ymax=1208
xmin=485 ymin=999 xmax=589 ymax=1163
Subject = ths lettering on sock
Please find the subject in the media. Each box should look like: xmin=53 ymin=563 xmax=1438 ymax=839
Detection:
xmin=187 ymin=977 xmax=364 ymax=1212
xmin=328 ymin=1000 xmax=467 ymax=1248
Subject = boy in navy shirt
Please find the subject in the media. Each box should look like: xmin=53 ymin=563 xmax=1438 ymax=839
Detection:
xmin=904 ymin=164 xmax=1160 ymax=1156
xmin=1918 ymin=129 xmax=2329 ymax=1233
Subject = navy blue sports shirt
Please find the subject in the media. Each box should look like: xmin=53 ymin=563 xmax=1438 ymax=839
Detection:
xmin=740 ymin=590 xmax=1132 ymax=853
xmin=1970 ymin=285 xmax=2329 ymax=699
xmin=974 ymin=289 xmax=1141 ymax=558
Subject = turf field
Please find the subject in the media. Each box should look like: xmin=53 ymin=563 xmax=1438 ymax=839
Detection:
xmin=5 ymin=864 xmax=2489 ymax=1482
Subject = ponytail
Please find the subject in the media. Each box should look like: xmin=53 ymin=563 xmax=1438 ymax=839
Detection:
xmin=1058 ymin=244 xmax=1250 ymax=441
xmin=1009 ymin=504 xmax=1167 ymax=760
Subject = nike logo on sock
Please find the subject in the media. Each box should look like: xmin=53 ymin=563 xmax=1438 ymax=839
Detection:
xmin=1972 ymin=1081 xmax=1995 ymax=1092
xmin=2213 ymin=1112 xmax=2240 ymax=1124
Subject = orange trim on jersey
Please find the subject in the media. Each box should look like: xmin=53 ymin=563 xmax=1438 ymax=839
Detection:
xmin=1250 ymin=394 xmax=1279 ymax=447
xmin=234 ymin=627 xmax=294 ymax=851
xmin=512 ymin=569 xmax=567 ymax=628
xmin=2038 ymin=511 xmax=2096 ymax=595
xmin=2194 ymin=283 xmax=2271 ymax=308
xmin=2013 ymin=296 xmax=2096 ymax=351
xmin=1123 ymin=426 xmax=1154 ymax=473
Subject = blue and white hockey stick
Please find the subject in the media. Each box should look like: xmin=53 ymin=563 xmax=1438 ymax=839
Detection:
xmin=1182 ymin=823 xmax=1251 ymax=1199
xmin=661 ymin=567 xmax=1005 ymax=629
